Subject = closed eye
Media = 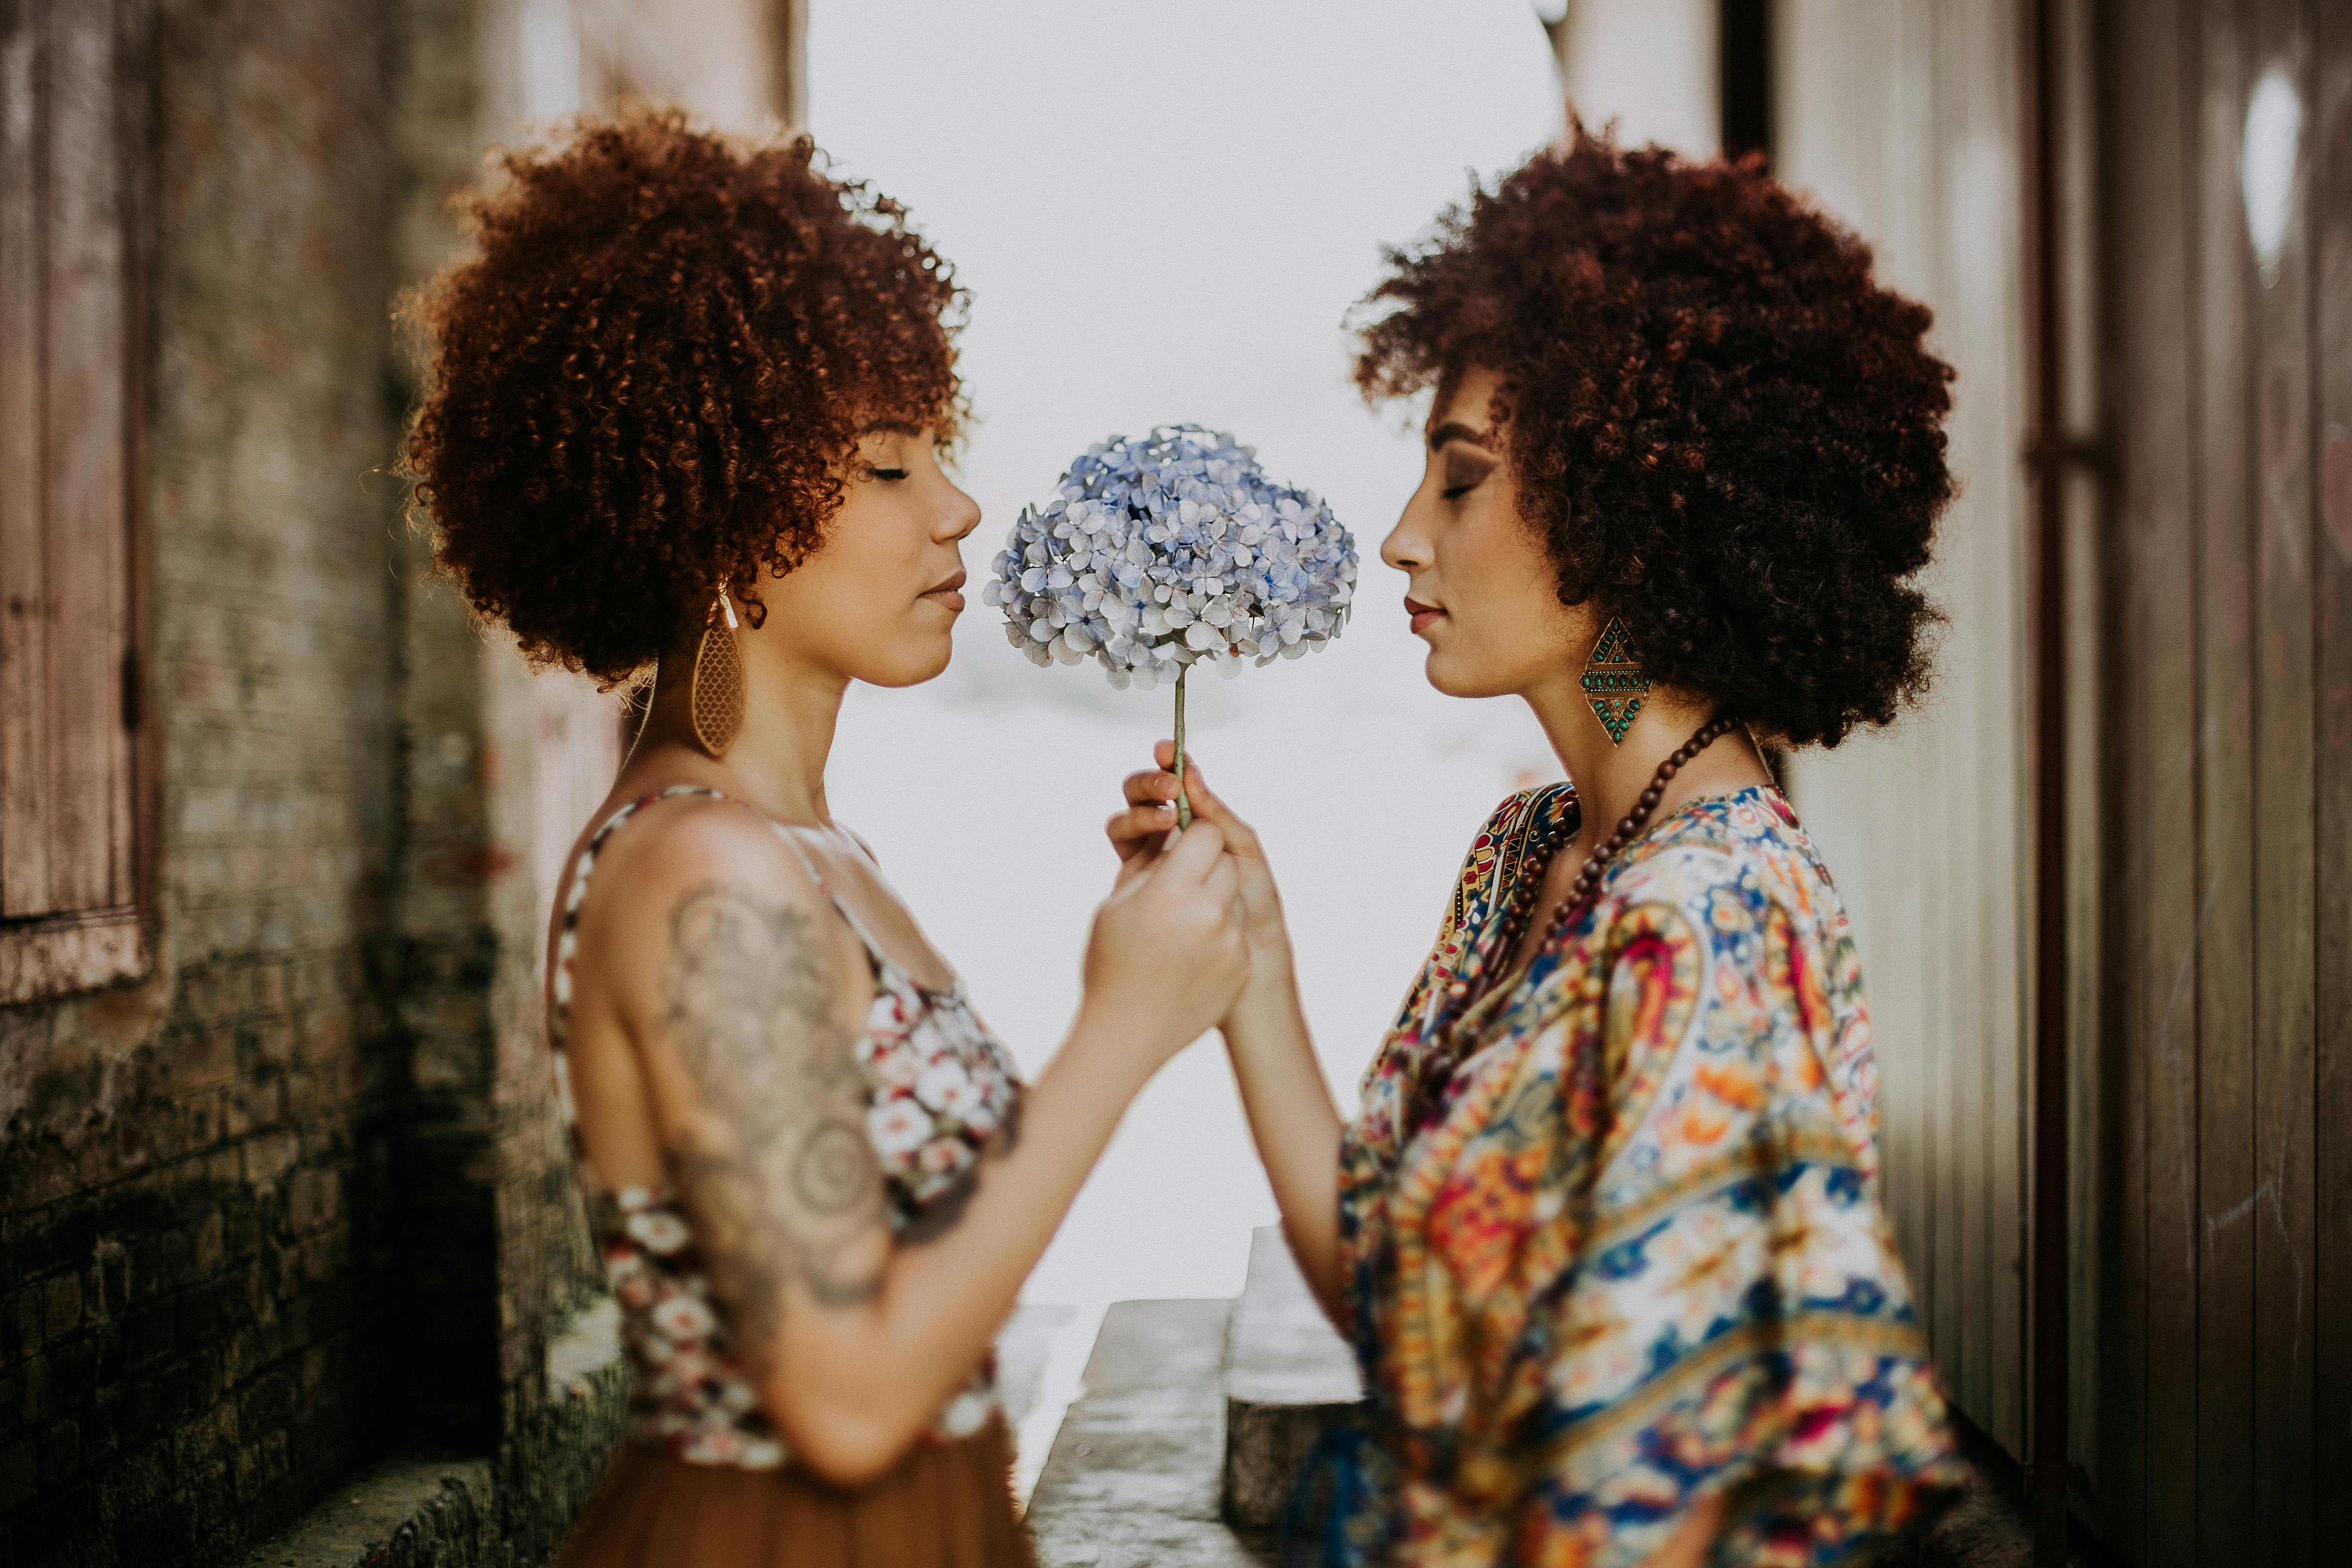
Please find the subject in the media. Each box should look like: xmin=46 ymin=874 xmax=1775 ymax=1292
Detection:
xmin=870 ymin=466 xmax=910 ymax=482
xmin=1439 ymin=448 xmax=1494 ymax=502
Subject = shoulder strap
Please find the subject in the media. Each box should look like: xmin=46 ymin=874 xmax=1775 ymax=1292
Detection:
xmin=550 ymin=788 xmax=901 ymax=1056
xmin=763 ymin=820 xmax=897 ymax=966
xmin=550 ymin=785 xmax=730 ymax=1053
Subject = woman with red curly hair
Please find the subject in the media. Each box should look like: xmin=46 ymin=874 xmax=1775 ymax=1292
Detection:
xmin=405 ymin=111 xmax=1249 ymax=1568
xmin=1110 ymin=131 xmax=1969 ymax=1565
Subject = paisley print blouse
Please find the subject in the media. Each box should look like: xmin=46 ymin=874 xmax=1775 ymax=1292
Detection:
xmin=1332 ymin=784 xmax=1963 ymax=1566
xmin=550 ymin=787 xmax=1024 ymax=1468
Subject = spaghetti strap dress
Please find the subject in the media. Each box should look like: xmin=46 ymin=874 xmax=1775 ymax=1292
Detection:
xmin=545 ymin=786 xmax=1037 ymax=1568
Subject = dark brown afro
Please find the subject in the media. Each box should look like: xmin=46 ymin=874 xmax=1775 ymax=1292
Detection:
xmin=402 ymin=107 xmax=967 ymax=684
xmin=1354 ymin=127 xmax=1953 ymax=747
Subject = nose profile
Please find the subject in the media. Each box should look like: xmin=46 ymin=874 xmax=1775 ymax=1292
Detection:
xmin=1381 ymin=507 xmax=1429 ymax=574
xmin=939 ymin=479 xmax=983 ymax=543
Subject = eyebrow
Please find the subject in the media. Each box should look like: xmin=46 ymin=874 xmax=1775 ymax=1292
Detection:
xmin=858 ymin=421 xmax=925 ymax=439
xmin=1427 ymin=421 xmax=1498 ymax=453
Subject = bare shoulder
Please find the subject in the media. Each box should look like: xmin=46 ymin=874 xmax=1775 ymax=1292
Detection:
xmin=592 ymin=792 xmax=828 ymax=896
xmin=569 ymin=797 xmax=840 ymax=1026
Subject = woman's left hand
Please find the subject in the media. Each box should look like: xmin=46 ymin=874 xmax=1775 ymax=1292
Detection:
xmin=1110 ymin=746 xmax=1341 ymax=1314
xmin=1108 ymin=744 xmax=1295 ymax=1005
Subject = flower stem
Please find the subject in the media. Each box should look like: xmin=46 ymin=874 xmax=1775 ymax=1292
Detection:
xmin=1173 ymin=663 xmax=1192 ymax=830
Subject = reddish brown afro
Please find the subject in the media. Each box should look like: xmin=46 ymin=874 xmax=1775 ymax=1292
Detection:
xmin=1354 ymin=127 xmax=1954 ymax=747
xmin=402 ymin=108 xmax=967 ymax=684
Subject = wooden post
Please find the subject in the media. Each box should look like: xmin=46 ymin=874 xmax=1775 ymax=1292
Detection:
xmin=2023 ymin=0 xmax=2072 ymax=1559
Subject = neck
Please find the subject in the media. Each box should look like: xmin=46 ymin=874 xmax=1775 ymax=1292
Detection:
xmin=626 ymin=636 xmax=845 ymax=825
xmin=1521 ymin=662 xmax=1770 ymax=856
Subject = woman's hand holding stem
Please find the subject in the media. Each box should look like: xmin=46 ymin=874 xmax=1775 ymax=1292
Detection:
xmin=1108 ymin=743 xmax=1346 ymax=1320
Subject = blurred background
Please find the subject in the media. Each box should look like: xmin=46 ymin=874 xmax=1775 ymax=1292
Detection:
xmin=2 ymin=2 xmax=2343 ymax=1566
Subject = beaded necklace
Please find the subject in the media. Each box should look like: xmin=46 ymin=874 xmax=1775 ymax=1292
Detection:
xmin=1410 ymin=715 xmax=1741 ymax=1129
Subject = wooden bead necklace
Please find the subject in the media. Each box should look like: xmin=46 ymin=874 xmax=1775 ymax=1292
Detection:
xmin=1414 ymin=715 xmax=1741 ymax=1124
xmin=1540 ymin=713 xmax=1742 ymax=940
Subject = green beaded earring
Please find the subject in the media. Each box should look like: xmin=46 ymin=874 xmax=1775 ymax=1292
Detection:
xmin=1581 ymin=616 xmax=1650 ymax=745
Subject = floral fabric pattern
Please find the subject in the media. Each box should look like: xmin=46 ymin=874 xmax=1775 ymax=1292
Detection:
xmin=551 ymin=788 xmax=1020 ymax=1470
xmin=859 ymin=967 xmax=1023 ymax=1227
xmin=1333 ymin=784 xmax=1963 ymax=1566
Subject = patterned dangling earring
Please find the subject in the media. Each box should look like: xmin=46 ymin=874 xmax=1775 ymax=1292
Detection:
xmin=1581 ymin=615 xmax=1651 ymax=745
xmin=689 ymin=585 xmax=744 ymax=758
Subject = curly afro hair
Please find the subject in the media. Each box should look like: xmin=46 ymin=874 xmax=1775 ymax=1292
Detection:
xmin=1354 ymin=127 xmax=1954 ymax=747
xmin=402 ymin=108 xmax=967 ymax=685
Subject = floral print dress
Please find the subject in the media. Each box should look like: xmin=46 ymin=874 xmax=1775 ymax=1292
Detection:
xmin=1330 ymin=784 xmax=1963 ymax=1567
xmin=550 ymin=786 xmax=1024 ymax=1470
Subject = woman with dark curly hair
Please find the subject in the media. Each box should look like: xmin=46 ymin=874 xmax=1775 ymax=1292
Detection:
xmin=1110 ymin=130 xmax=1968 ymax=1566
xmin=404 ymin=110 xmax=1249 ymax=1568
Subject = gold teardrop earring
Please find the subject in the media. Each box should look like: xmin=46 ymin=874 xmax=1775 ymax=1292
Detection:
xmin=689 ymin=586 xmax=744 ymax=758
xmin=1581 ymin=615 xmax=1651 ymax=745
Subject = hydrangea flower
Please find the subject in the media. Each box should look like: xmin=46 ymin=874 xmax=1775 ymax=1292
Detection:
xmin=984 ymin=426 xmax=1356 ymax=690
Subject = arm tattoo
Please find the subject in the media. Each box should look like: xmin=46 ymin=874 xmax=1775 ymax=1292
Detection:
xmin=661 ymin=882 xmax=886 ymax=1356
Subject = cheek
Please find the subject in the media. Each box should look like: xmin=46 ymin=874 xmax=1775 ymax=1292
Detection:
xmin=771 ymin=542 xmax=908 ymax=654
xmin=1444 ymin=509 xmax=1569 ymax=659
xmin=811 ymin=510 xmax=928 ymax=611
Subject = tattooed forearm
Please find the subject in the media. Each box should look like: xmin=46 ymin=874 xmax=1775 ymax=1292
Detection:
xmin=661 ymin=882 xmax=885 ymax=1352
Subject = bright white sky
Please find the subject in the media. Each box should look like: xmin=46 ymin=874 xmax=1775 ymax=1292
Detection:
xmin=805 ymin=1 xmax=1566 ymax=1309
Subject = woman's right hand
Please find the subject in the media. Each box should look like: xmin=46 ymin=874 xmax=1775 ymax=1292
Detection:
xmin=1078 ymin=819 xmax=1250 ymax=1076
xmin=1108 ymin=745 xmax=1296 ymax=1006
xmin=1108 ymin=750 xmax=1342 ymax=1317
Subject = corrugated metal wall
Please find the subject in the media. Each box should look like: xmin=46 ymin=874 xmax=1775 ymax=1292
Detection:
xmin=1772 ymin=0 xmax=2033 ymax=1457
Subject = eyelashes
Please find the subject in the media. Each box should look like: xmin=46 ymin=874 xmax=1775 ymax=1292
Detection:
xmin=1437 ymin=448 xmax=1496 ymax=503
xmin=1441 ymin=465 xmax=1491 ymax=501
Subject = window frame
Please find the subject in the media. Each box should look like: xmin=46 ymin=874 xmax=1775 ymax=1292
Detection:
xmin=0 ymin=0 xmax=155 ymax=1006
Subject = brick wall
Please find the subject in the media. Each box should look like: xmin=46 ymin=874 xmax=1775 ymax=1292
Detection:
xmin=0 ymin=0 xmax=410 ymax=1559
xmin=0 ymin=0 xmax=629 ymax=1560
xmin=0 ymin=3 xmax=796 ymax=1563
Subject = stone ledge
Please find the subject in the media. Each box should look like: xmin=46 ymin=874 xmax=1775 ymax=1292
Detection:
xmin=1221 ymin=1228 xmax=1361 ymax=1534
xmin=1027 ymin=1300 xmax=1268 ymax=1568
xmin=231 ymin=1457 xmax=492 ymax=1568
xmin=234 ymin=1301 xmax=631 ymax=1568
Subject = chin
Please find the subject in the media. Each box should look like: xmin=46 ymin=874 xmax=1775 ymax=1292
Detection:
xmin=1421 ymin=646 xmax=1512 ymax=700
xmin=854 ymin=633 xmax=955 ymax=689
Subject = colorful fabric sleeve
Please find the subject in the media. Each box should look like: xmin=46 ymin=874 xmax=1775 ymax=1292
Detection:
xmin=1508 ymin=844 xmax=1964 ymax=1568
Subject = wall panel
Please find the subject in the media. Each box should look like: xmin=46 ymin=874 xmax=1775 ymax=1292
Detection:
xmin=2096 ymin=0 xmax=2198 ymax=1559
xmin=1775 ymin=0 xmax=2031 ymax=1457
xmin=1776 ymin=1 xmax=2347 ymax=1554
xmin=2311 ymin=0 xmax=2352 ymax=1555
xmin=2244 ymin=7 xmax=2318 ymax=1563
xmin=2091 ymin=0 xmax=2338 ymax=1559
